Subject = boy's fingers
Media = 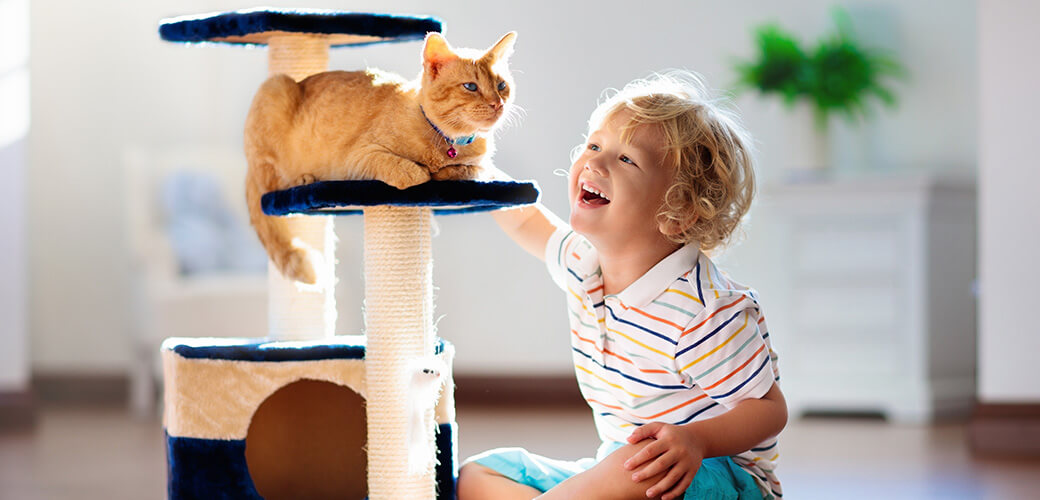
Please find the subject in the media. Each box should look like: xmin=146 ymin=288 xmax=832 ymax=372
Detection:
xmin=625 ymin=446 xmax=649 ymax=471
xmin=625 ymin=439 xmax=664 ymax=471
xmin=631 ymin=449 xmax=677 ymax=481
xmin=646 ymin=467 xmax=684 ymax=499
xmin=631 ymin=456 xmax=663 ymax=481
xmin=661 ymin=472 xmax=693 ymax=500
xmin=627 ymin=422 xmax=660 ymax=443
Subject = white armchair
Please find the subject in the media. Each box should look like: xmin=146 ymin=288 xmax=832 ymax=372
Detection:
xmin=123 ymin=144 xmax=267 ymax=416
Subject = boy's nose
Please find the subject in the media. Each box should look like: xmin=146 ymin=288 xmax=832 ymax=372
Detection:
xmin=584 ymin=161 xmax=606 ymax=175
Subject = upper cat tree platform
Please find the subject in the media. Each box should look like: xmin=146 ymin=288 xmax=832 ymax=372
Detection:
xmin=262 ymin=180 xmax=540 ymax=216
xmin=159 ymin=8 xmax=443 ymax=47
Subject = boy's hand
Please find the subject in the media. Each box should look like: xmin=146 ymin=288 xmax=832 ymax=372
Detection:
xmin=624 ymin=422 xmax=705 ymax=500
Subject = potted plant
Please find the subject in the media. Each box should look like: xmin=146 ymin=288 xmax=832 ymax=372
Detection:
xmin=734 ymin=8 xmax=905 ymax=173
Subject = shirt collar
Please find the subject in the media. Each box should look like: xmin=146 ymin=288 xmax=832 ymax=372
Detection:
xmin=609 ymin=243 xmax=701 ymax=310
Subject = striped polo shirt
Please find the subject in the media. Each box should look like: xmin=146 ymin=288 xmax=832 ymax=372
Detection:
xmin=546 ymin=228 xmax=782 ymax=499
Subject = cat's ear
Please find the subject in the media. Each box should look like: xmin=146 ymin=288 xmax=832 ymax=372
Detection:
xmin=482 ymin=31 xmax=517 ymax=63
xmin=423 ymin=32 xmax=457 ymax=78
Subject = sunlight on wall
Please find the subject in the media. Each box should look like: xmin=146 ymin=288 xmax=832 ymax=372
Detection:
xmin=0 ymin=0 xmax=29 ymax=149
xmin=0 ymin=0 xmax=28 ymax=390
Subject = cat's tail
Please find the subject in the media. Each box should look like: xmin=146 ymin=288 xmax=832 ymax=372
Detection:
xmin=245 ymin=166 xmax=319 ymax=285
xmin=244 ymin=74 xmax=319 ymax=285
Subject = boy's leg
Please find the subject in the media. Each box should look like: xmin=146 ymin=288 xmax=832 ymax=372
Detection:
xmin=458 ymin=462 xmax=541 ymax=500
xmin=536 ymin=440 xmax=667 ymax=500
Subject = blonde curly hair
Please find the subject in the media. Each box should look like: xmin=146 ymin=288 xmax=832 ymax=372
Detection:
xmin=585 ymin=71 xmax=756 ymax=252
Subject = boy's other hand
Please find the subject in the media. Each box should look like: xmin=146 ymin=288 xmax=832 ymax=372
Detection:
xmin=624 ymin=422 xmax=705 ymax=500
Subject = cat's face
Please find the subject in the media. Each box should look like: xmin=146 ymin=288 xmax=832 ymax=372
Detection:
xmin=419 ymin=32 xmax=517 ymax=137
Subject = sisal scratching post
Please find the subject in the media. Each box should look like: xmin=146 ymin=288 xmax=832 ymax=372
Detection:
xmin=267 ymin=35 xmax=329 ymax=82
xmin=265 ymin=35 xmax=337 ymax=340
xmin=364 ymin=206 xmax=436 ymax=499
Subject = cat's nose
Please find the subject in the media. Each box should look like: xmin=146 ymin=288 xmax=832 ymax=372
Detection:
xmin=488 ymin=100 xmax=503 ymax=110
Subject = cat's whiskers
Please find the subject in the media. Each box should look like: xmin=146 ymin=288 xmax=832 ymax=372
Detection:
xmin=499 ymin=104 xmax=525 ymax=131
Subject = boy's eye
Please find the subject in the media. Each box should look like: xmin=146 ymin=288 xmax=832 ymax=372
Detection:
xmin=462 ymin=82 xmax=478 ymax=91
xmin=497 ymin=81 xmax=507 ymax=91
xmin=620 ymin=155 xmax=636 ymax=165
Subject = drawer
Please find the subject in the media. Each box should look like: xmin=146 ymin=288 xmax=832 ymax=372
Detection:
xmin=784 ymin=338 xmax=902 ymax=376
xmin=793 ymin=285 xmax=901 ymax=334
xmin=793 ymin=215 xmax=904 ymax=276
xmin=787 ymin=285 xmax=907 ymax=377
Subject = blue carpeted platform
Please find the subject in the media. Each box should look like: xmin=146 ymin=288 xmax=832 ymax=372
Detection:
xmin=262 ymin=179 xmax=541 ymax=216
xmin=165 ymin=335 xmax=447 ymax=361
xmin=159 ymin=8 xmax=443 ymax=47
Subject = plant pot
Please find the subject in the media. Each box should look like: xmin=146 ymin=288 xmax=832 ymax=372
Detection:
xmin=784 ymin=102 xmax=831 ymax=181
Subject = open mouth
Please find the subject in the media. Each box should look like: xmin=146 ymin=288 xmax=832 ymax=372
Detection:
xmin=580 ymin=183 xmax=610 ymax=205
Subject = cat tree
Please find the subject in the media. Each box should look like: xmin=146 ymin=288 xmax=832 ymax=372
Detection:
xmin=158 ymin=9 xmax=538 ymax=500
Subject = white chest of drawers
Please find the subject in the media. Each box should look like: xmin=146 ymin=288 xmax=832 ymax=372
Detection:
xmin=756 ymin=175 xmax=976 ymax=422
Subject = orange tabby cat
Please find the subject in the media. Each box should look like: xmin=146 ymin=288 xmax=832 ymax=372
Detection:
xmin=244 ymin=31 xmax=516 ymax=284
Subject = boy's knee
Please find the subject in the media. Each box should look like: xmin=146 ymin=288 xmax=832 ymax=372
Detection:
xmin=458 ymin=461 xmax=488 ymax=485
xmin=583 ymin=441 xmax=668 ymax=500
xmin=459 ymin=461 xmax=489 ymax=479
xmin=457 ymin=462 xmax=500 ymax=499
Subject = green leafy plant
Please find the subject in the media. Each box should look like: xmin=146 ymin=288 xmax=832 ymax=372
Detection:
xmin=734 ymin=9 xmax=906 ymax=130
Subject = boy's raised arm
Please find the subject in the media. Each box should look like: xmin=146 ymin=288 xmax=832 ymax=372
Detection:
xmin=486 ymin=166 xmax=565 ymax=261
xmin=493 ymin=203 xmax=562 ymax=261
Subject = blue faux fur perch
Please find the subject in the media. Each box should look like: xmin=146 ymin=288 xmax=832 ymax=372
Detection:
xmin=165 ymin=336 xmax=447 ymax=362
xmin=261 ymin=179 xmax=541 ymax=216
xmin=159 ymin=8 xmax=443 ymax=46
xmin=166 ymin=424 xmax=457 ymax=500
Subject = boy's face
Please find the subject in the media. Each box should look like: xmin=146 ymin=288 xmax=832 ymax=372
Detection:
xmin=568 ymin=109 xmax=675 ymax=251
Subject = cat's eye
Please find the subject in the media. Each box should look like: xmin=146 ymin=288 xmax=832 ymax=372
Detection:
xmin=588 ymin=144 xmax=600 ymax=152
xmin=462 ymin=82 xmax=478 ymax=91
xmin=497 ymin=81 xmax=507 ymax=91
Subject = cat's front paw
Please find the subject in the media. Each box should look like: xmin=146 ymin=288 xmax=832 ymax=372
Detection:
xmin=431 ymin=164 xmax=482 ymax=181
xmin=384 ymin=163 xmax=431 ymax=190
xmin=295 ymin=174 xmax=318 ymax=186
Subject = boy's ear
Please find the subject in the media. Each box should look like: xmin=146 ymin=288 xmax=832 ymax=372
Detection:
xmin=658 ymin=215 xmax=696 ymax=239
xmin=423 ymin=32 xmax=457 ymax=78
xmin=481 ymin=31 xmax=517 ymax=63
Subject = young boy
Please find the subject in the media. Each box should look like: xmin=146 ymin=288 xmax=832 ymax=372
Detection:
xmin=459 ymin=72 xmax=786 ymax=500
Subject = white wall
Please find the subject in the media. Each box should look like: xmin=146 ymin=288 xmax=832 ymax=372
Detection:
xmin=0 ymin=138 xmax=28 ymax=390
xmin=978 ymin=0 xmax=1040 ymax=402
xmin=0 ymin=0 xmax=29 ymax=391
xmin=28 ymin=0 xmax=977 ymax=375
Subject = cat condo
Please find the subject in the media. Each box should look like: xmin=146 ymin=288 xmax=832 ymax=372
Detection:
xmin=157 ymin=9 xmax=538 ymax=500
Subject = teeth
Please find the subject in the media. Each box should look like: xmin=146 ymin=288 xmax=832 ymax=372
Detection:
xmin=582 ymin=183 xmax=610 ymax=201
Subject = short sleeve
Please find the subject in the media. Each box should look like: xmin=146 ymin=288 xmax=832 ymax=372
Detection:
xmin=674 ymin=293 xmax=775 ymax=408
xmin=545 ymin=227 xmax=598 ymax=292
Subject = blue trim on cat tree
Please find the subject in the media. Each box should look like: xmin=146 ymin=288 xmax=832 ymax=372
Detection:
xmin=166 ymin=423 xmax=457 ymax=500
xmin=166 ymin=336 xmax=448 ymax=362
xmin=262 ymin=179 xmax=540 ymax=216
xmin=159 ymin=9 xmax=443 ymax=47
xmin=166 ymin=432 xmax=263 ymax=500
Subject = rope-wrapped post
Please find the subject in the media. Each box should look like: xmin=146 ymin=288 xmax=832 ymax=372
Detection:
xmin=265 ymin=35 xmax=337 ymax=340
xmin=364 ymin=206 xmax=436 ymax=500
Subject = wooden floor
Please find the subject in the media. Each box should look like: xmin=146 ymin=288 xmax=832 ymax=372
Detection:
xmin=1 ymin=404 xmax=1038 ymax=499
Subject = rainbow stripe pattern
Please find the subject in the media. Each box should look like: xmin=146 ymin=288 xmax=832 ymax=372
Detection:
xmin=546 ymin=229 xmax=783 ymax=499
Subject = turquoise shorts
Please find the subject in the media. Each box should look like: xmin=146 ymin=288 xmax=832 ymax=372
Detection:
xmin=467 ymin=442 xmax=765 ymax=500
